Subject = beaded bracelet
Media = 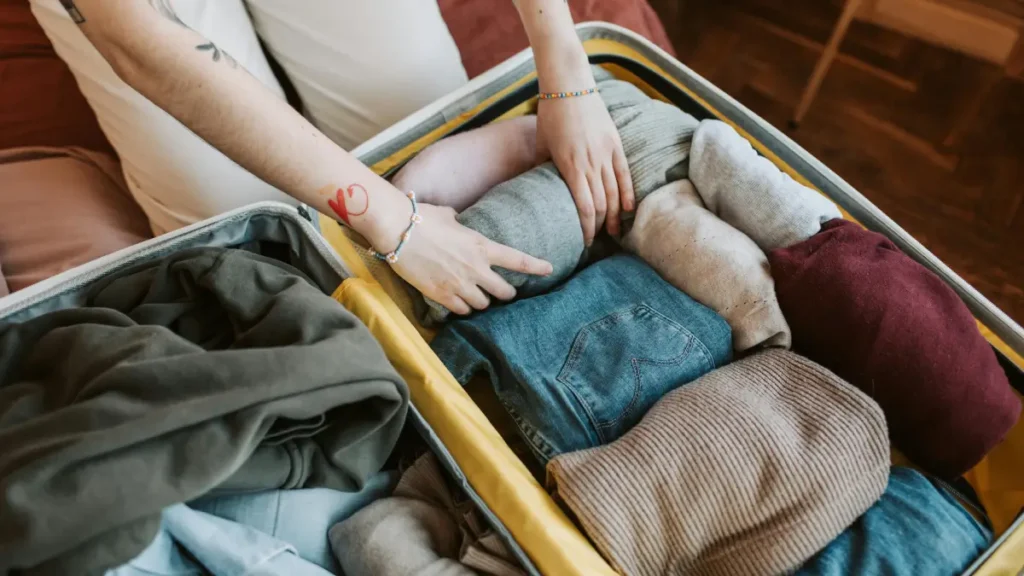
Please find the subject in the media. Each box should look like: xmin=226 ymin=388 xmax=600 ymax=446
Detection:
xmin=538 ymin=87 xmax=599 ymax=100
xmin=370 ymin=190 xmax=422 ymax=264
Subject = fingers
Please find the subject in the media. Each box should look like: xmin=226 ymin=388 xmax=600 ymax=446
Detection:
xmin=461 ymin=284 xmax=491 ymax=311
xmin=588 ymin=169 xmax=607 ymax=240
xmin=439 ymin=294 xmax=472 ymax=316
xmin=566 ymin=169 xmax=596 ymax=246
xmin=613 ymin=147 xmax=635 ymax=213
xmin=478 ymin=270 xmax=517 ymax=301
xmin=486 ymin=241 xmax=554 ymax=277
xmin=602 ymin=162 xmax=621 ymax=238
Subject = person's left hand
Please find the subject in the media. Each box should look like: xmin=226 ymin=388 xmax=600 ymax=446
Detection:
xmin=536 ymin=82 xmax=634 ymax=244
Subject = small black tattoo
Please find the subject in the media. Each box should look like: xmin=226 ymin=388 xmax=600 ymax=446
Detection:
xmin=196 ymin=42 xmax=238 ymax=68
xmin=58 ymin=0 xmax=85 ymax=24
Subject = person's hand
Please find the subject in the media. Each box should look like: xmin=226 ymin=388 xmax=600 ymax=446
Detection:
xmin=383 ymin=203 xmax=553 ymax=315
xmin=536 ymin=81 xmax=635 ymax=243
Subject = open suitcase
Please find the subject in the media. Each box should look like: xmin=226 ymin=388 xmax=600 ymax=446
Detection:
xmin=0 ymin=202 xmax=542 ymax=576
xmin=310 ymin=22 xmax=1024 ymax=576
xmin=2 ymin=21 xmax=1021 ymax=576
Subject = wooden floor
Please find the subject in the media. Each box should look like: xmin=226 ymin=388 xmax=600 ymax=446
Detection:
xmin=649 ymin=0 xmax=1024 ymax=324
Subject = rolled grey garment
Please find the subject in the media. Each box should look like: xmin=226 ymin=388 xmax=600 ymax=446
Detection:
xmin=592 ymin=66 xmax=700 ymax=211
xmin=422 ymin=67 xmax=700 ymax=324
xmin=624 ymin=180 xmax=791 ymax=352
xmin=689 ymin=119 xmax=843 ymax=251
xmin=421 ymin=162 xmax=583 ymax=324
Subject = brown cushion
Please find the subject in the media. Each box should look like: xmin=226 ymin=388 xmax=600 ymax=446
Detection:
xmin=437 ymin=0 xmax=675 ymax=78
xmin=0 ymin=1 xmax=112 ymax=152
xmin=0 ymin=147 xmax=151 ymax=292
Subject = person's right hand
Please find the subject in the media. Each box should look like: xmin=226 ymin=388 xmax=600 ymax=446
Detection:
xmin=384 ymin=203 xmax=553 ymax=315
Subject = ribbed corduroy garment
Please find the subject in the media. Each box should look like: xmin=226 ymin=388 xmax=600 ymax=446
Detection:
xmin=624 ymin=179 xmax=791 ymax=352
xmin=546 ymin=350 xmax=890 ymax=576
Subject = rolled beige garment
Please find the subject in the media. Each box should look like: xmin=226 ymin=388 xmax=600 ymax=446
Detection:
xmin=624 ymin=179 xmax=791 ymax=352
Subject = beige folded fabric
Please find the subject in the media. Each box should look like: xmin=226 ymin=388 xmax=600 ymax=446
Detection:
xmin=689 ymin=120 xmax=842 ymax=251
xmin=331 ymin=452 xmax=524 ymax=576
xmin=624 ymin=180 xmax=791 ymax=352
xmin=547 ymin=350 xmax=890 ymax=576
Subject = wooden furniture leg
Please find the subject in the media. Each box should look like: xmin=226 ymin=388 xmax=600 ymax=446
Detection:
xmin=792 ymin=0 xmax=865 ymax=127
xmin=942 ymin=29 xmax=1022 ymax=149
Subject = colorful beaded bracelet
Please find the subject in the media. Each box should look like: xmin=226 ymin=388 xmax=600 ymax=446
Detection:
xmin=370 ymin=190 xmax=422 ymax=264
xmin=538 ymin=87 xmax=599 ymax=100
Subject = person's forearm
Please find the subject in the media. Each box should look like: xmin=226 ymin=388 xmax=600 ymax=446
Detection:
xmin=65 ymin=0 xmax=408 ymax=246
xmin=514 ymin=0 xmax=591 ymax=92
xmin=392 ymin=116 xmax=541 ymax=212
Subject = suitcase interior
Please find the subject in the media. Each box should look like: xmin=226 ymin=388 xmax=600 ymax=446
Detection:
xmin=0 ymin=204 xmax=541 ymax=576
xmin=313 ymin=24 xmax=1024 ymax=576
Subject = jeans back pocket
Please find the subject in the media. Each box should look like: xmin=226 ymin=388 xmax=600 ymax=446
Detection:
xmin=556 ymin=304 xmax=713 ymax=445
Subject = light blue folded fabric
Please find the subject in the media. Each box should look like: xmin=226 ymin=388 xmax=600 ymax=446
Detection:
xmin=105 ymin=528 xmax=204 ymax=576
xmin=107 ymin=472 xmax=396 ymax=576
xmin=797 ymin=466 xmax=991 ymax=576
xmin=105 ymin=505 xmax=331 ymax=576
xmin=190 ymin=472 xmax=396 ymax=570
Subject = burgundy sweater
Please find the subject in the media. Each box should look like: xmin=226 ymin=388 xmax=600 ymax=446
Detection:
xmin=768 ymin=219 xmax=1020 ymax=478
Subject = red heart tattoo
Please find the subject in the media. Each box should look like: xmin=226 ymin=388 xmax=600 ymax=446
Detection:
xmin=327 ymin=184 xmax=369 ymax=225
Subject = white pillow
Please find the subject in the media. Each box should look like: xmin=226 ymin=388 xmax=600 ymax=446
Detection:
xmin=30 ymin=0 xmax=295 ymax=235
xmin=243 ymin=0 xmax=469 ymax=150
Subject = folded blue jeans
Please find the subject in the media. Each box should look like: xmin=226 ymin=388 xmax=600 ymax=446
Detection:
xmin=797 ymin=466 xmax=992 ymax=575
xmin=431 ymin=254 xmax=732 ymax=462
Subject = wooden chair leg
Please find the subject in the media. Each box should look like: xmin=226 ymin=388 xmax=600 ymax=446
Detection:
xmin=942 ymin=67 xmax=1002 ymax=150
xmin=943 ymin=30 xmax=1021 ymax=149
xmin=792 ymin=0 xmax=865 ymax=126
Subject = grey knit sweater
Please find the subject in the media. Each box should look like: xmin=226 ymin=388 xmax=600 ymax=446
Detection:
xmin=422 ymin=66 xmax=700 ymax=324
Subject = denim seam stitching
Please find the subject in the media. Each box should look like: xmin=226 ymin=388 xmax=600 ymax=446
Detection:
xmin=501 ymin=397 xmax=558 ymax=462
xmin=557 ymin=304 xmax=710 ymax=439
xmin=932 ymin=477 xmax=994 ymax=536
xmin=558 ymin=308 xmax=637 ymax=437
xmin=600 ymin=334 xmax=697 ymax=434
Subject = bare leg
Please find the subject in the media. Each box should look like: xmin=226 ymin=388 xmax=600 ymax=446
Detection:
xmin=391 ymin=116 xmax=543 ymax=212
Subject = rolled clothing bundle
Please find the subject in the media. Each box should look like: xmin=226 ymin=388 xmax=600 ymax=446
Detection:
xmin=431 ymin=254 xmax=732 ymax=463
xmin=768 ymin=219 xmax=1021 ymax=478
xmin=624 ymin=179 xmax=791 ymax=352
xmin=546 ymin=349 xmax=890 ymax=576
xmin=796 ymin=467 xmax=992 ymax=575
xmin=330 ymin=452 xmax=525 ymax=576
xmin=422 ymin=66 xmax=700 ymax=324
xmin=0 ymin=248 xmax=409 ymax=576
xmin=689 ymin=119 xmax=842 ymax=251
